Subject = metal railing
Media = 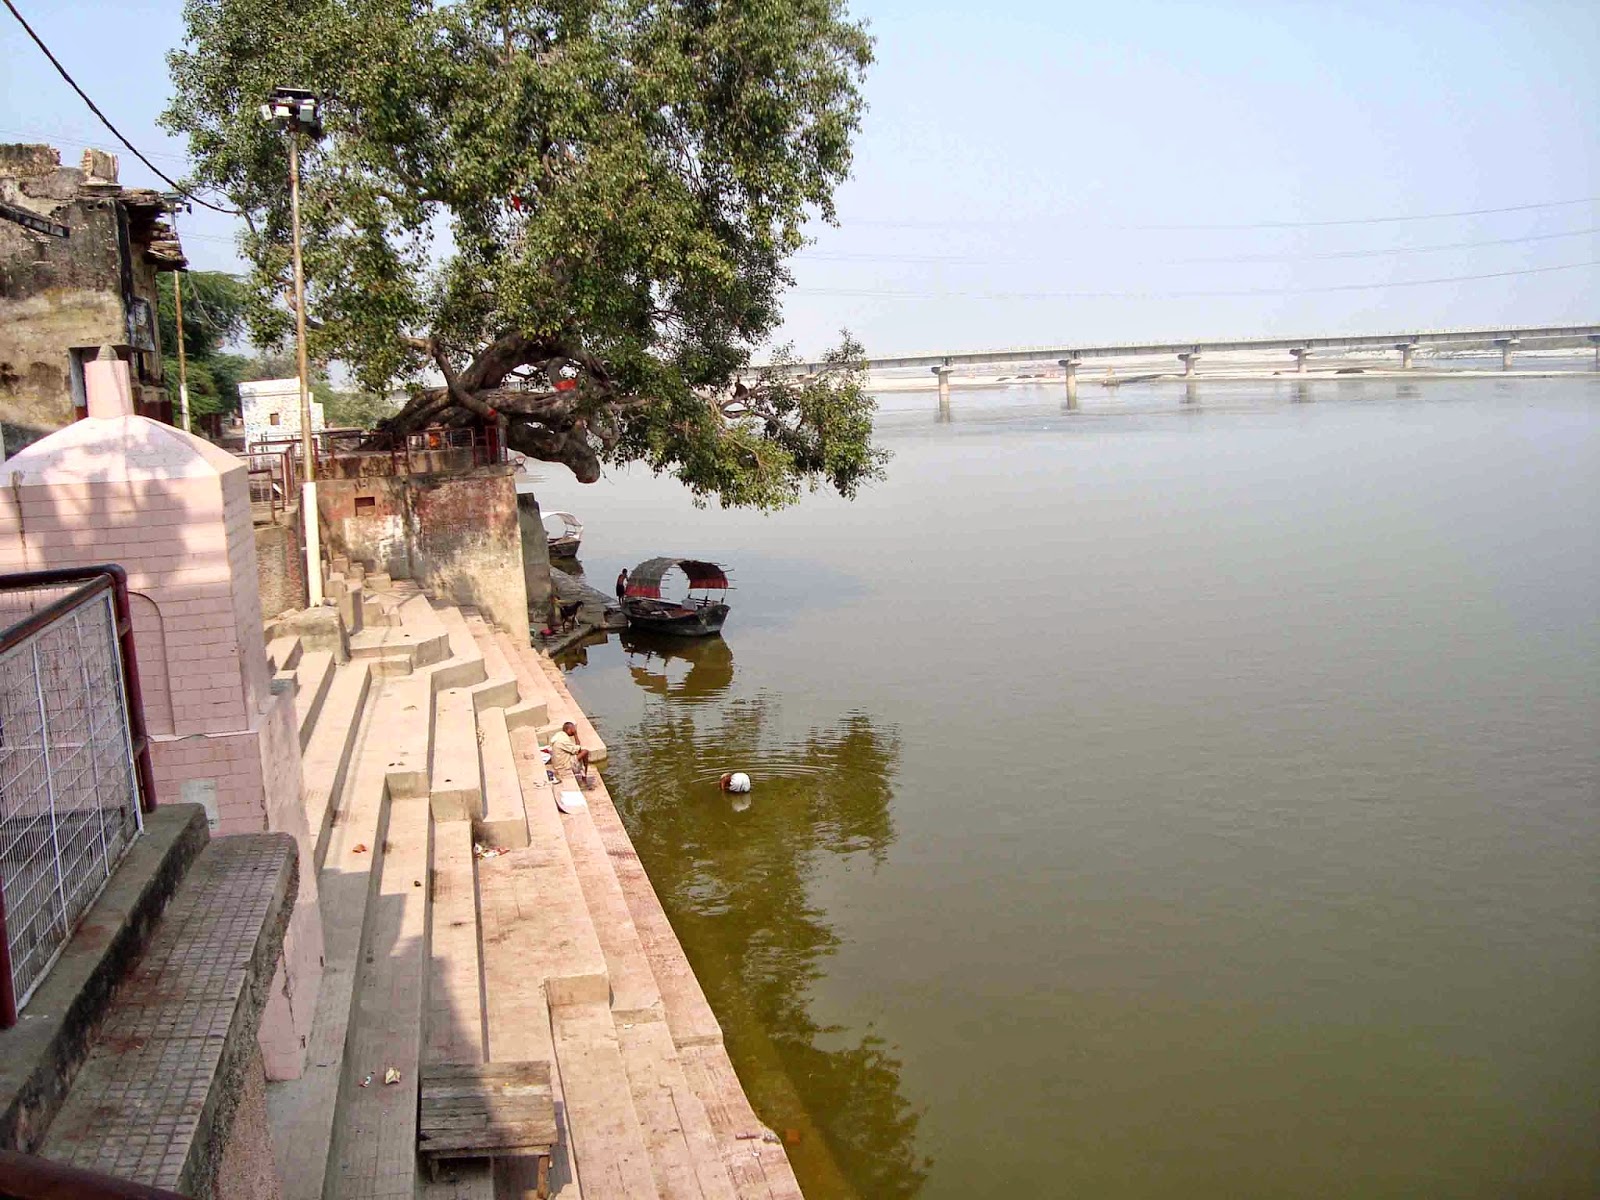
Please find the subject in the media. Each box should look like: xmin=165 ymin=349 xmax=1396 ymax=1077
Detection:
xmin=252 ymin=423 xmax=505 ymax=477
xmin=240 ymin=447 xmax=297 ymax=518
xmin=0 ymin=568 xmax=155 ymax=1028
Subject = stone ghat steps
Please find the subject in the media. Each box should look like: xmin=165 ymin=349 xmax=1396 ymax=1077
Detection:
xmin=264 ymin=574 xmax=795 ymax=1199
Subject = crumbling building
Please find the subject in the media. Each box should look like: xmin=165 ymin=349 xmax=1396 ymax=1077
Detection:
xmin=0 ymin=144 xmax=185 ymax=454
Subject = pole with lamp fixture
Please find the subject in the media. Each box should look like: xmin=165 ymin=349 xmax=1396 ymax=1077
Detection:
xmin=160 ymin=195 xmax=193 ymax=433
xmin=261 ymin=87 xmax=325 ymax=605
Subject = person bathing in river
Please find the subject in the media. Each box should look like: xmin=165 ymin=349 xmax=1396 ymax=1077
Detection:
xmin=549 ymin=721 xmax=591 ymax=785
xmin=719 ymin=771 xmax=751 ymax=794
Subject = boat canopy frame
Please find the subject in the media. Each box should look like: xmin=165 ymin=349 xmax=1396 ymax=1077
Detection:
xmin=624 ymin=556 xmax=731 ymax=599
xmin=541 ymin=510 xmax=584 ymax=540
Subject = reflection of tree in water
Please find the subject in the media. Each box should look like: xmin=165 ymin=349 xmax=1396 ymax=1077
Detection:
xmin=610 ymin=691 xmax=928 ymax=1199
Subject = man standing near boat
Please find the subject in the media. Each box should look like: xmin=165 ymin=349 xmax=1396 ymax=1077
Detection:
xmin=616 ymin=568 xmax=628 ymax=605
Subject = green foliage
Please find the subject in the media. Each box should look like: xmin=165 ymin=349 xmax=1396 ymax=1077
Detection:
xmin=163 ymin=0 xmax=887 ymax=507
xmin=322 ymin=389 xmax=401 ymax=429
xmin=158 ymin=271 xmax=251 ymax=417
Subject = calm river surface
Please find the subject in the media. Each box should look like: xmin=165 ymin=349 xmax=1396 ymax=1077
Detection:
xmin=550 ymin=373 xmax=1600 ymax=1198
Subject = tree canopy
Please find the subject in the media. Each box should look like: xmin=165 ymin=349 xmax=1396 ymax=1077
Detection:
xmin=163 ymin=0 xmax=886 ymax=508
xmin=157 ymin=269 xmax=250 ymax=419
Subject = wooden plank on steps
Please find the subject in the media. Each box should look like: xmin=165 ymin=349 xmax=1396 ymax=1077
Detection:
xmin=550 ymin=1000 xmax=660 ymax=1200
xmin=427 ymin=821 xmax=486 ymax=1067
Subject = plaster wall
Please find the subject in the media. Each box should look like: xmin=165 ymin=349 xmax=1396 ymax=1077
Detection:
xmin=318 ymin=465 xmax=530 ymax=638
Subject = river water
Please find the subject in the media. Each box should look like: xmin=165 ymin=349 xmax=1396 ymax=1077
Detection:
xmin=551 ymin=372 xmax=1600 ymax=1199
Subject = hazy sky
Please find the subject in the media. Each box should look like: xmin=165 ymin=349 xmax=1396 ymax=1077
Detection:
xmin=4 ymin=0 xmax=1596 ymax=359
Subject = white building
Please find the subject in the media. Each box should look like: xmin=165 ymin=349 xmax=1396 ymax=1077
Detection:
xmin=239 ymin=378 xmax=325 ymax=451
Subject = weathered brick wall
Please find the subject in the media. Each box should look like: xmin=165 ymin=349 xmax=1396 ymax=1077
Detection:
xmin=317 ymin=465 xmax=530 ymax=637
xmin=407 ymin=467 xmax=529 ymax=639
xmin=254 ymin=507 xmax=306 ymax=620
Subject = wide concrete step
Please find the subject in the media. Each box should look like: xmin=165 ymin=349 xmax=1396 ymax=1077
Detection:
xmin=478 ymin=842 xmax=580 ymax=1197
xmin=267 ymin=634 xmax=304 ymax=675
xmin=484 ymin=730 xmax=608 ymax=1010
xmin=581 ymin=786 xmax=723 ymax=1051
xmin=350 ymin=624 xmax=451 ymax=670
xmin=326 ymin=785 xmax=433 ymax=1199
xmin=425 ymin=821 xmax=485 ymax=1067
xmin=267 ymin=679 xmax=413 ymax=1200
xmin=43 ymin=834 xmax=298 ymax=1198
xmin=559 ymin=804 xmax=662 ymax=1023
xmin=431 ymin=686 xmax=484 ymax=824
xmin=551 ymin=1001 xmax=659 ymax=1199
xmin=301 ymin=660 xmax=374 ymax=874
xmin=477 ymin=706 xmax=530 ymax=850
xmin=617 ymin=1018 xmax=740 ymax=1200
xmin=294 ymin=648 xmax=337 ymax=750
xmin=522 ymin=644 xmax=608 ymax=764
xmin=461 ymin=611 xmax=521 ymax=712
xmin=678 ymin=1046 xmax=800 ymax=1200
xmin=490 ymin=628 xmax=555 ymax=731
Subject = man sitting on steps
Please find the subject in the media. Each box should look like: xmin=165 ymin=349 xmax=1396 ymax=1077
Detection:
xmin=548 ymin=721 xmax=592 ymax=787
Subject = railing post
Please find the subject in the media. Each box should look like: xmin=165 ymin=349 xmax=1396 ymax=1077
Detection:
xmin=0 ymin=885 xmax=16 ymax=1029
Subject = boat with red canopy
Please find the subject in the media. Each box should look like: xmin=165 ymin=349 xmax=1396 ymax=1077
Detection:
xmin=622 ymin=557 xmax=732 ymax=637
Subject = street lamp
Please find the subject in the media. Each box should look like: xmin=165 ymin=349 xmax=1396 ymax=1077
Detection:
xmin=262 ymin=86 xmax=325 ymax=604
xmin=160 ymin=194 xmax=192 ymax=433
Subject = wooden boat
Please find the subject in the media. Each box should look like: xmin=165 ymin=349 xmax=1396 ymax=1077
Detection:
xmin=543 ymin=510 xmax=583 ymax=560
xmin=621 ymin=557 xmax=731 ymax=637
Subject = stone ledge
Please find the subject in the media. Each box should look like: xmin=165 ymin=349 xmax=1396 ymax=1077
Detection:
xmin=0 ymin=804 xmax=210 ymax=1154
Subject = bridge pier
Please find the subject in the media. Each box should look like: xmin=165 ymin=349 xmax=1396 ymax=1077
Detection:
xmin=1591 ymin=335 xmax=1600 ymax=370
xmin=1291 ymin=347 xmax=1313 ymax=374
xmin=1057 ymin=358 xmax=1083 ymax=408
xmin=1178 ymin=351 xmax=1201 ymax=378
xmin=932 ymin=365 xmax=952 ymax=412
xmin=1395 ymin=342 xmax=1418 ymax=370
xmin=1495 ymin=338 xmax=1520 ymax=370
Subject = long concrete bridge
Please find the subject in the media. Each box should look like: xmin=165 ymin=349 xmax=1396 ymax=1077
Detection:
xmin=772 ymin=322 xmax=1600 ymax=405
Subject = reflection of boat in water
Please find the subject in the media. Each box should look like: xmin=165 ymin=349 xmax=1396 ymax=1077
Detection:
xmin=622 ymin=630 xmax=734 ymax=702
xmin=622 ymin=557 xmax=731 ymax=637
xmin=542 ymin=510 xmax=583 ymax=560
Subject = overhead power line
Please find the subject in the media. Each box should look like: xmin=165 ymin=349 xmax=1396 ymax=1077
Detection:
xmin=793 ymin=259 xmax=1600 ymax=302
xmin=843 ymin=196 xmax=1600 ymax=233
xmin=798 ymin=226 xmax=1600 ymax=268
xmin=1 ymin=0 xmax=240 ymax=215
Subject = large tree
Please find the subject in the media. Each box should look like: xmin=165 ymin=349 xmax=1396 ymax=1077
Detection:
xmin=163 ymin=0 xmax=885 ymax=508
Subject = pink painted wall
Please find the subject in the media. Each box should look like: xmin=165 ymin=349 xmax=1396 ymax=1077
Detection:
xmin=0 ymin=362 xmax=322 ymax=1080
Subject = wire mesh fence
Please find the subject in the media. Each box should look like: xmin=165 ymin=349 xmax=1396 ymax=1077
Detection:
xmin=0 ymin=577 xmax=142 ymax=1016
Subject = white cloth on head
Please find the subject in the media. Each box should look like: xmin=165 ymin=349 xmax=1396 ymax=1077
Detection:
xmin=725 ymin=772 xmax=751 ymax=793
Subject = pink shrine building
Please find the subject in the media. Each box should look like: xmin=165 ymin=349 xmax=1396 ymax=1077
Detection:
xmin=0 ymin=353 xmax=322 ymax=1081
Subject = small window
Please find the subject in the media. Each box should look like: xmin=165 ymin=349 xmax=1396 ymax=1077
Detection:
xmin=269 ymin=411 xmax=281 ymax=425
xmin=355 ymin=495 xmax=376 ymax=510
